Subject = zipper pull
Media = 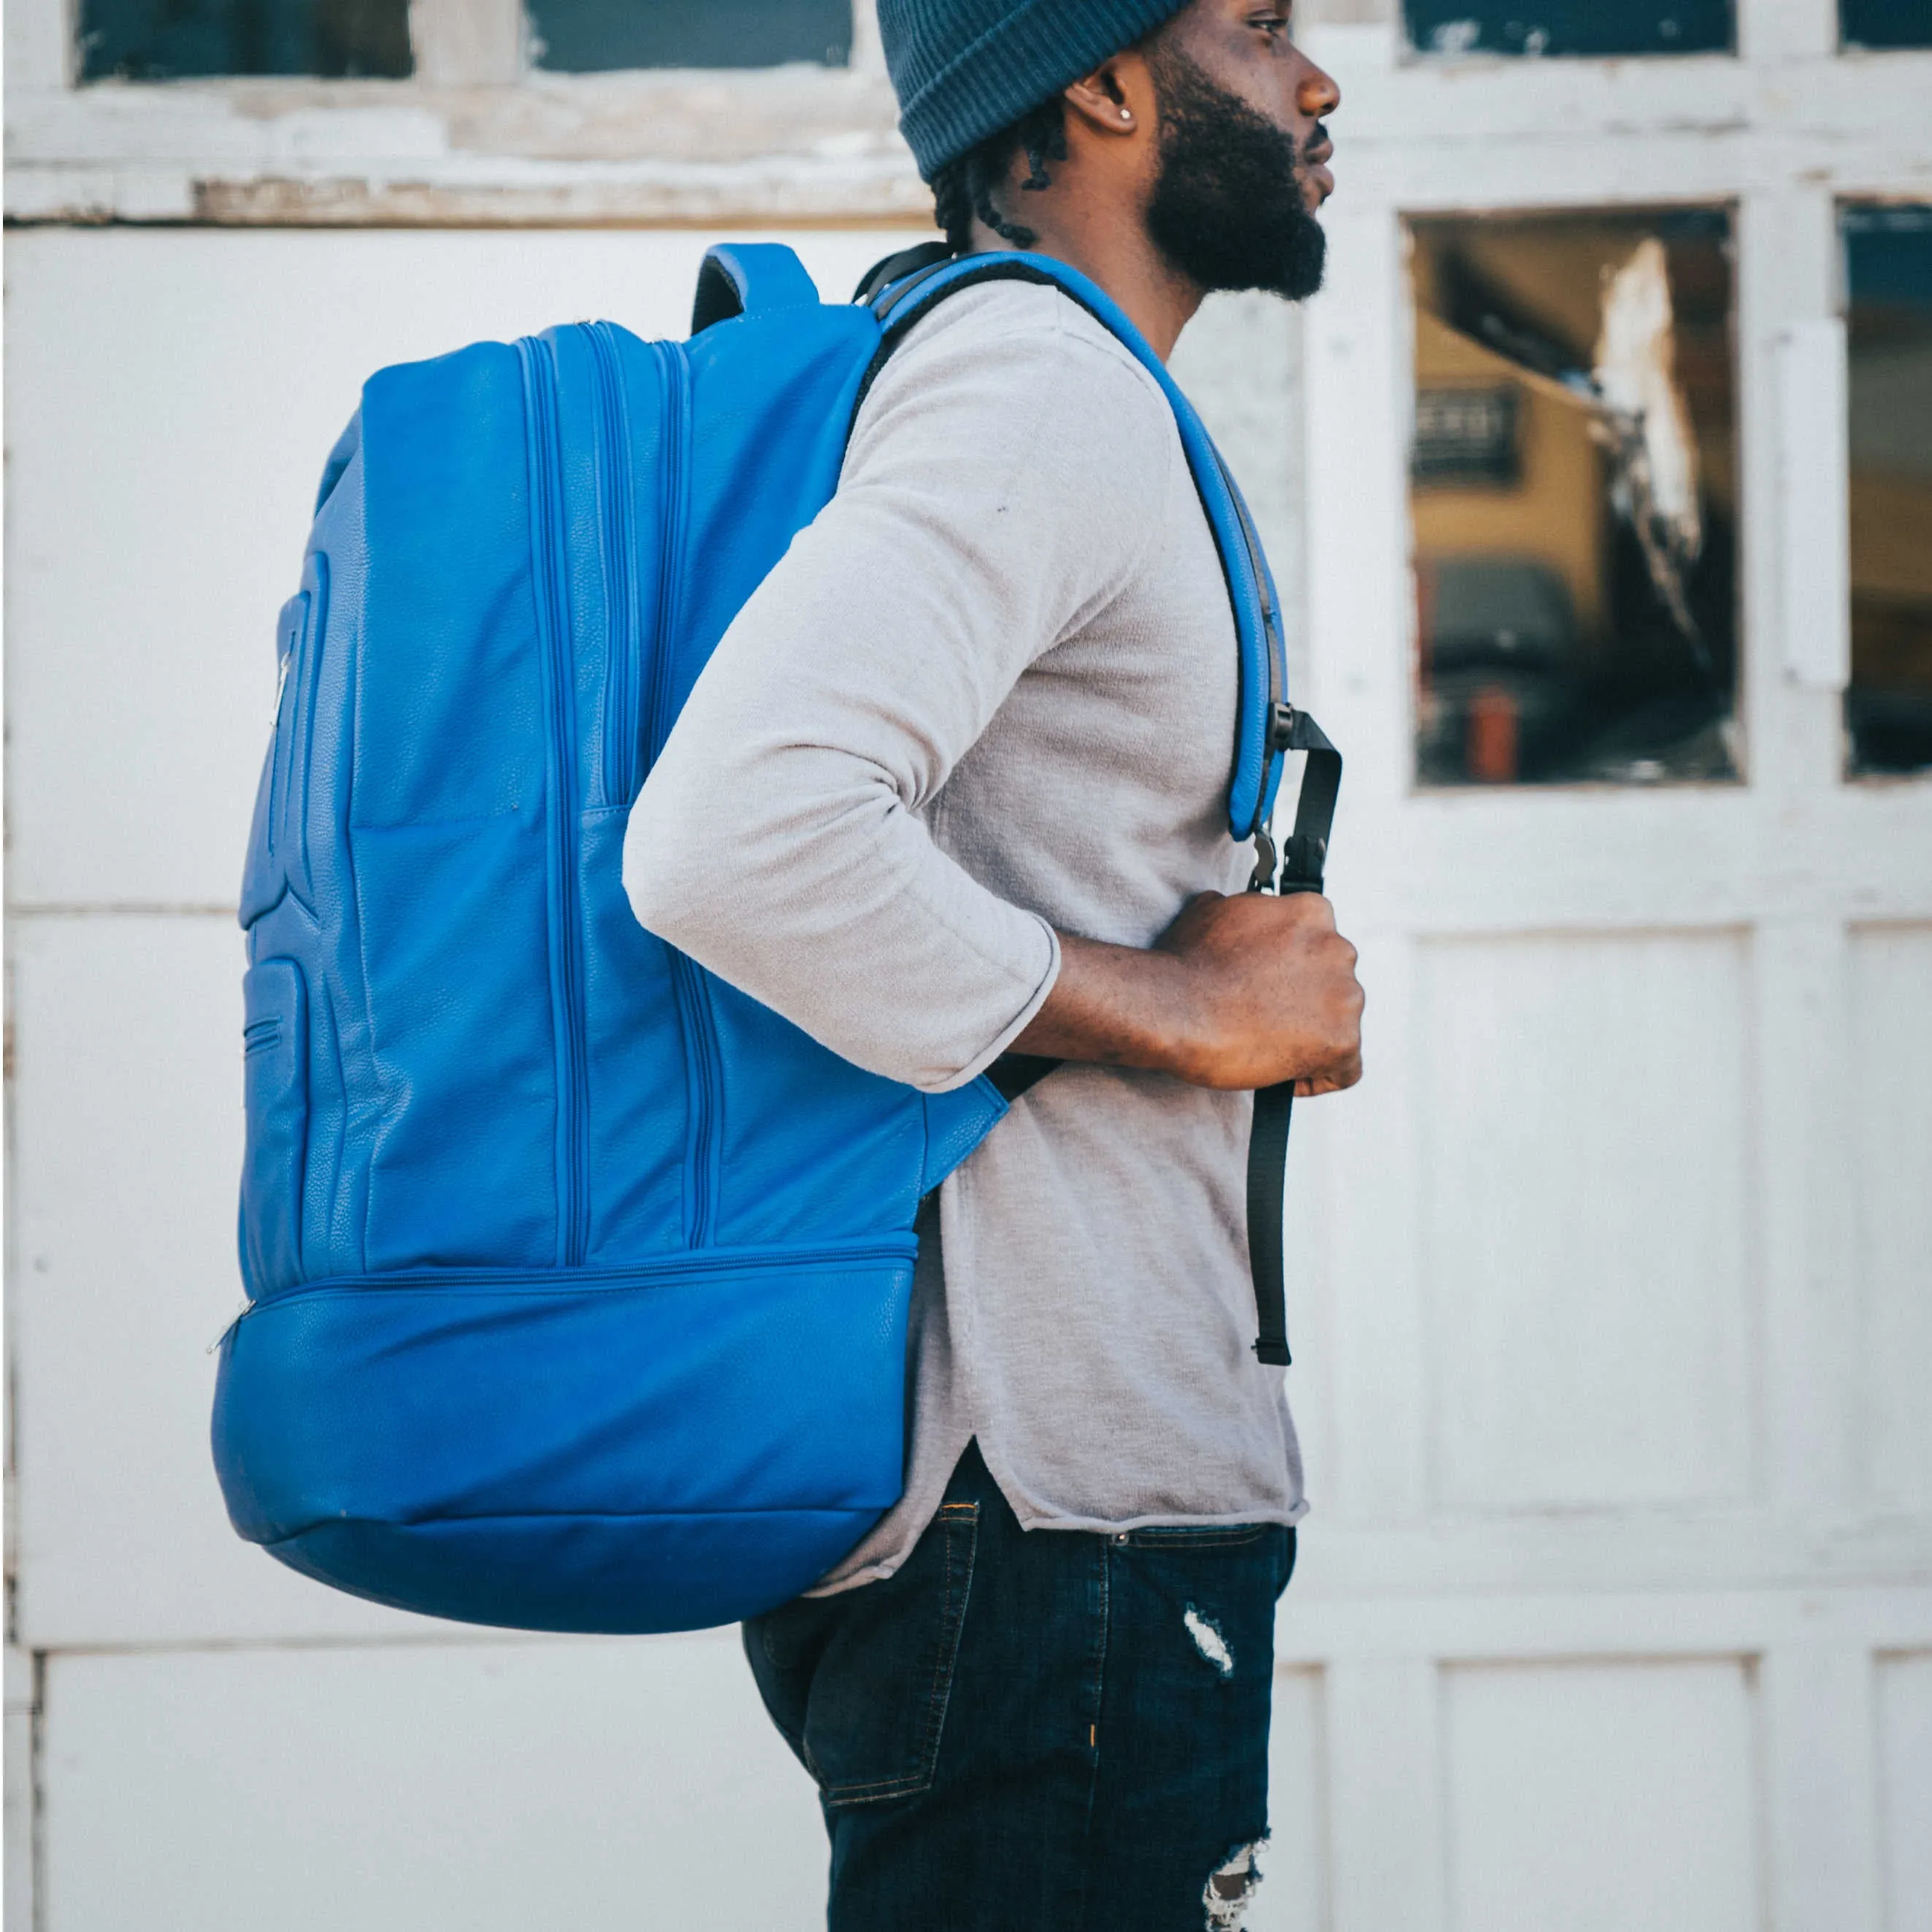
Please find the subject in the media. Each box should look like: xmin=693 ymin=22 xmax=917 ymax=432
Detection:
xmin=1248 ymin=824 xmax=1279 ymax=894
xmin=207 ymin=1300 xmax=252 ymax=1357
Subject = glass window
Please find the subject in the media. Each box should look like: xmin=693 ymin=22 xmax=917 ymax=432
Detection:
xmin=1841 ymin=0 xmax=1932 ymax=49
xmin=1404 ymin=0 xmax=1730 ymax=57
xmin=529 ymin=0 xmax=851 ymax=72
xmin=1408 ymin=210 xmax=1739 ymax=786
xmin=1844 ymin=206 xmax=1932 ymax=776
xmin=78 ymin=0 xmax=410 ymax=80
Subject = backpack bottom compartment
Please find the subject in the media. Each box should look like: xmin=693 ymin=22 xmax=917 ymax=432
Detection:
xmin=211 ymin=1238 xmax=919 ymax=1633
xmin=265 ymin=1505 xmax=883 ymax=1635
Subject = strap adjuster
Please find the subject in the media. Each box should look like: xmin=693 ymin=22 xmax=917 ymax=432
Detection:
xmin=1279 ymin=833 xmax=1327 ymax=895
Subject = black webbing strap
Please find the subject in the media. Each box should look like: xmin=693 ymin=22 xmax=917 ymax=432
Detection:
xmin=984 ymin=1053 xmax=1060 ymax=1102
xmin=1246 ymin=706 xmax=1341 ymax=1366
xmin=986 ymin=710 xmax=1341 ymax=1371
xmin=850 ymin=241 xmax=954 ymax=306
xmin=1246 ymin=1081 xmax=1297 ymax=1364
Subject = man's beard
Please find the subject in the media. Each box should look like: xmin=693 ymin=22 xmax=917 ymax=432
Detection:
xmin=1144 ymin=44 xmax=1327 ymax=301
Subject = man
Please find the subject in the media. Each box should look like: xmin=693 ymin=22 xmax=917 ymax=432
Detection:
xmin=624 ymin=1 xmax=1360 ymax=1924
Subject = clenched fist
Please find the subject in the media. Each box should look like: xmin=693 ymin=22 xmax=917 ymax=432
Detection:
xmin=1011 ymin=889 xmax=1365 ymax=1097
xmin=1154 ymin=890 xmax=1363 ymax=1094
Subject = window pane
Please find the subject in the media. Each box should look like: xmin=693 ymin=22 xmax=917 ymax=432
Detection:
xmin=1841 ymin=0 xmax=1932 ymax=49
xmin=529 ymin=0 xmax=851 ymax=72
xmin=1845 ymin=206 xmax=1932 ymax=776
xmin=1405 ymin=0 xmax=1730 ymax=56
xmin=78 ymin=0 xmax=410 ymax=79
xmin=1409 ymin=210 xmax=1739 ymax=787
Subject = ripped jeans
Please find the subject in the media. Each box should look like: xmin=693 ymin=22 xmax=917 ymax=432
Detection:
xmin=743 ymin=1441 xmax=1297 ymax=1932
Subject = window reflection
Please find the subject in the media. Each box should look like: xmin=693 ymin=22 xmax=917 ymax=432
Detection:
xmin=78 ymin=0 xmax=410 ymax=80
xmin=1409 ymin=211 xmax=1739 ymax=787
xmin=1404 ymin=0 xmax=1730 ymax=57
xmin=1845 ymin=206 xmax=1932 ymax=777
xmin=529 ymin=0 xmax=851 ymax=72
xmin=1841 ymin=0 xmax=1932 ymax=48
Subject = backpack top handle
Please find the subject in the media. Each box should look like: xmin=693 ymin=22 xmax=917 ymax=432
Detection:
xmin=691 ymin=244 xmax=823 ymax=336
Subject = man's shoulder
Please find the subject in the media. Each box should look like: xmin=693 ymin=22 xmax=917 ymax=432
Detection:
xmin=873 ymin=276 xmax=1172 ymax=416
xmin=829 ymin=270 xmax=1192 ymax=630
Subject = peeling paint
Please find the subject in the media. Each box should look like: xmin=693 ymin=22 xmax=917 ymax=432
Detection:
xmin=8 ymin=41 xmax=1926 ymax=229
xmin=1183 ymin=1606 xmax=1234 ymax=1676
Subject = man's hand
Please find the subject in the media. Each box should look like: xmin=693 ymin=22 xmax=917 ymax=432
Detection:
xmin=1011 ymin=890 xmax=1364 ymax=1095
xmin=1156 ymin=891 xmax=1365 ymax=1092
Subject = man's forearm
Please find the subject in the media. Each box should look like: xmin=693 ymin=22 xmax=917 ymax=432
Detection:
xmin=1010 ymin=931 xmax=1204 ymax=1076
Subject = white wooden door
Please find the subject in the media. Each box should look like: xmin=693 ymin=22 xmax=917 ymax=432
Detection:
xmin=1247 ymin=7 xmax=1932 ymax=1928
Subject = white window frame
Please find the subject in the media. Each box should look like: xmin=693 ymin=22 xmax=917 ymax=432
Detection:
xmin=1292 ymin=5 xmax=1932 ymax=831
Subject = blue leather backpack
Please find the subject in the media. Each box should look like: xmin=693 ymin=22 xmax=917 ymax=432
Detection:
xmin=212 ymin=242 xmax=1338 ymax=1634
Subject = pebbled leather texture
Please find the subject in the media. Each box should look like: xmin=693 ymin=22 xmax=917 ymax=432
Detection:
xmin=216 ymin=1241 xmax=915 ymax=1631
xmin=215 ymin=245 xmax=1289 ymax=1635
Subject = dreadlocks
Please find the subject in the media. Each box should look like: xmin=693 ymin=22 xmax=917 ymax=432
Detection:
xmin=929 ymin=95 xmax=1070 ymax=255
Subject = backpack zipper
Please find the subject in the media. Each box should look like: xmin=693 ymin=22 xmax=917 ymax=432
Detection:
xmin=670 ymin=951 xmax=721 ymax=1246
xmin=265 ymin=647 xmax=292 ymax=861
xmin=212 ymin=1235 xmax=921 ymax=1344
xmin=639 ymin=340 xmax=723 ymax=1248
xmin=518 ymin=334 xmax=592 ymax=1270
xmin=643 ymin=342 xmax=688 ymax=775
xmin=588 ymin=323 xmax=642 ymax=809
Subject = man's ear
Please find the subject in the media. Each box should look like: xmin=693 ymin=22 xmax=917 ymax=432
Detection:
xmin=1063 ymin=50 xmax=1155 ymax=141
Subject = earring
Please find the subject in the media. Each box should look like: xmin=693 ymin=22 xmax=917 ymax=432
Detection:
xmin=1119 ymin=107 xmax=1132 ymax=120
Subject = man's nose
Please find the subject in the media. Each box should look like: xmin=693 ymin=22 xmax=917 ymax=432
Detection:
xmin=1297 ymin=57 xmax=1340 ymax=119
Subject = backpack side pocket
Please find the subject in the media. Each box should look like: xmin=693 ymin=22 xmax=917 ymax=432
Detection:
xmin=241 ymin=959 xmax=309 ymax=1297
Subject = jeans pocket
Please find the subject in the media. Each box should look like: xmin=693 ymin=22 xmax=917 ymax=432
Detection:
xmin=743 ymin=1598 xmax=832 ymax=1769
xmin=792 ymin=1498 xmax=980 ymax=1808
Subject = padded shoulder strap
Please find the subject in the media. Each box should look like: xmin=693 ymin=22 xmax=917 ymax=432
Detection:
xmin=879 ymin=258 xmax=1348 ymax=1375
xmin=851 ymin=241 xmax=954 ymax=305
xmin=856 ymin=250 xmax=1289 ymax=843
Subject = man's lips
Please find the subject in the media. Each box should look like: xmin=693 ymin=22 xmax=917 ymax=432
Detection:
xmin=1306 ymin=137 xmax=1335 ymax=200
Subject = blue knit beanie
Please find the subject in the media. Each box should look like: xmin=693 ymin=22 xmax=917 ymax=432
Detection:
xmin=879 ymin=0 xmax=1192 ymax=180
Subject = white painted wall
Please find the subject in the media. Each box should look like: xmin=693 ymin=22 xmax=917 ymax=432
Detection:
xmin=6 ymin=204 xmax=1930 ymax=1931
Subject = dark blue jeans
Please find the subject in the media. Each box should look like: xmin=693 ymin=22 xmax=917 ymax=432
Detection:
xmin=744 ymin=1442 xmax=1296 ymax=1931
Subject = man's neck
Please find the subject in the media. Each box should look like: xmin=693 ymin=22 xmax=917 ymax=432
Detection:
xmin=965 ymin=212 xmax=1203 ymax=361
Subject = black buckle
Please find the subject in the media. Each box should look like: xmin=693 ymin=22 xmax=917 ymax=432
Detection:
xmin=1279 ymin=833 xmax=1327 ymax=895
xmin=1268 ymin=702 xmax=1299 ymax=751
